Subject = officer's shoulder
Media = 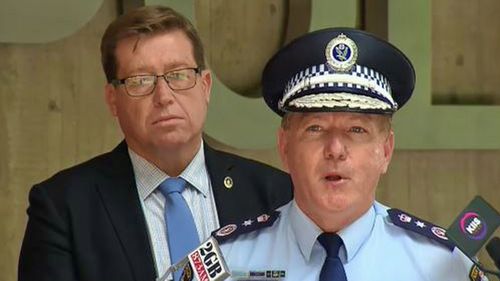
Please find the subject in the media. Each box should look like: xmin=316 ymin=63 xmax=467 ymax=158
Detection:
xmin=211 ymin=210 xmax=281 ymax=244
xmin=382 ymin=207 xmax=456 ymax=251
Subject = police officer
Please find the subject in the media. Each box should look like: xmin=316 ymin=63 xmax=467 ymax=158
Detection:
xmin=212 ymin=28 xmax=487 ymax=281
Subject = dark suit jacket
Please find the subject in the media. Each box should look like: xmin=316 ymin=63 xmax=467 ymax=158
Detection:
xmin=18 ymin=141 xmax=292 ymax=281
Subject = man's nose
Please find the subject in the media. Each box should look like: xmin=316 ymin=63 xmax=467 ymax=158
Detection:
xmin=152 ymin=76 xmax=175 ymax=105
xmin=324 ymin=134 xmax=347 ymax=161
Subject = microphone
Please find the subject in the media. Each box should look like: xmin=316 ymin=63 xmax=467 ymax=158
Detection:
xmin=447 ymin=196 xmax=500 ymax=258
xmin=446 ymin=196 xmax=500 ymax=278
xmin=157 ymin=236 xmax=230 ymax=281
xmin=486 ymin=237 xmax=500 ymax=271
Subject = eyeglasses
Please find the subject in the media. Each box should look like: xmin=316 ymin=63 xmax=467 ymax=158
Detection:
xmin=111 ymin=67 xmax=201 ymax=97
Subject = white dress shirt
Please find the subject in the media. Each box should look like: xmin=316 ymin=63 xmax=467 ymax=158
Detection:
xmin=128 ymin=142 xmax=220 ymax=279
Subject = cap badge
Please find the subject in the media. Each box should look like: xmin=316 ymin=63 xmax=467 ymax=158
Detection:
xmin=325 ymin=33 xmax=358 ymax=72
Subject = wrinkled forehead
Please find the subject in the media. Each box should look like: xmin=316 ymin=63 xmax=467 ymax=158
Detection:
xmin=114 ymin=31 xmax=196 ymax=73
xmin=115 ymin=30 xmax=192 ymax=55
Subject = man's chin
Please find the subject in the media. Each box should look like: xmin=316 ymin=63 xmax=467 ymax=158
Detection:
xmin=153 ymin=134 xmax=201 ymax=150
xmin=320 ymin=196 xmax=360 ymax=218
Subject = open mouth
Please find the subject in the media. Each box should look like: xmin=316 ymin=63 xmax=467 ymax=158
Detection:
xmin=325 ymin=174 xmax=343 ymax=181
xmin=324 ymin=171 xmax=350 ymax=184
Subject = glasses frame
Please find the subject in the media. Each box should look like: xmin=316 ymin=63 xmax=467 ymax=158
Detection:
xmin=111 ymin=67 xmax=201 ymax=97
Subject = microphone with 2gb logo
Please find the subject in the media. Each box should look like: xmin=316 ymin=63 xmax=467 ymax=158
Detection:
xmin=157 ymin=236 xmax=230 ymax=281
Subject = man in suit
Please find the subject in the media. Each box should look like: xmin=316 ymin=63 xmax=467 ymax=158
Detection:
xmin=18 ymin=5 xmax=292 ymax=281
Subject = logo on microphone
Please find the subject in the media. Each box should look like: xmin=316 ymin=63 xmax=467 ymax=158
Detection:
xmin=187 ymin=237 xmax=230 ymax=281
xmin=460 ymin=212 xmax=488 ymax=240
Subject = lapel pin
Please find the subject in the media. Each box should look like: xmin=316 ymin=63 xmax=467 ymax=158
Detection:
xmin=223 ymin=176 xmax=233 ymax=189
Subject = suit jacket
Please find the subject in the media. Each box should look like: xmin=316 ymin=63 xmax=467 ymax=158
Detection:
xmin=18 ymin=141 xmax=292 ymax=281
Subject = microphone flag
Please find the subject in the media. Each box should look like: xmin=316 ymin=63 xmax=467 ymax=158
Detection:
xmin=181 ymin=236 xmax=230 ymax=281
xmin=446 ymin=196 xmax=500 ymax=259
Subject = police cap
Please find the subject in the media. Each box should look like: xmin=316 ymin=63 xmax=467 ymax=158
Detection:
xmin=262 ymin=27 xmax=416 ymax=116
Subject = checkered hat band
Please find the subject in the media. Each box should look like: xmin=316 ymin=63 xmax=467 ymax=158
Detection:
xmin=280 ymin=64 xmax=395 ymax=110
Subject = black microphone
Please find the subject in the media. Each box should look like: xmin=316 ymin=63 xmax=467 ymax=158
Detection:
xmin=447 ymin=196 xmax=500 ymax=258
xmin=446 ymin=196 xmax=500 ymax=279
xmin=486 ymin=237 xmax=500 ymax=271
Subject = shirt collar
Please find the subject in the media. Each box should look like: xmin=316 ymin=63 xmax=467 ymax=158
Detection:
xmin=289 ymin=200 xmax=323 ymax=262
xmin=180 ymin=142 xmax=210 ymax=196
xmin=337 ymin=205 xmax=376 ymax=262
xmin=128 ymin=142 xmax=209 ymax=200
xmin=289 ymin=200 xmax=376 ymax=263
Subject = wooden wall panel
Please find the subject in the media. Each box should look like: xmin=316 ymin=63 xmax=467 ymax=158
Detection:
xmin=0 ymin=1 xmax=121 ymax=280
xmin=432 ymin=0 xmax=500 ymax=104
xmin=195 ymin=0 xmax=288 ymax=97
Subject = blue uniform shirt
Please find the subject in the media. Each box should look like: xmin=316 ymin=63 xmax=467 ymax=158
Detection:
xmin=217 ymin=200 xmax=486 ymax=281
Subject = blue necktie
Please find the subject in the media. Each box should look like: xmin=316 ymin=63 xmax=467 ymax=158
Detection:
xmin=318 ymin=233 xmax=348 ymax=281
xmin=159 ymin=177 xmax=199 ymax=281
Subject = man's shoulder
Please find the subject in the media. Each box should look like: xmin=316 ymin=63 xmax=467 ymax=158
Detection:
xmin=204 ymin=144 xmax=287 ymax=176
xmin=33 ymin=142 xmax=128 ymax=193
xmin=372 ymin=202 xmax=456 ymax=251
xmin=204 ymin=144 xmax=292 ymax=193
xmin=212 ymin=210 xmax=280 ymax=244
xmin=373 ymin=203 xmax=485 ymax=279
xmin=212 ymin=203 xmax=291 ymax=245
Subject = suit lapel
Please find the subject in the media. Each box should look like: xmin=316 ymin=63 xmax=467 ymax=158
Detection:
xmin=204 ymin=144 xmax=236 ymax=224
xmin=95 ymin=141 xmax=156 ymax=281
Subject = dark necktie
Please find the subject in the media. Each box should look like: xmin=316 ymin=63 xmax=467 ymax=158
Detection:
xmin=159 ymin=177 xmax=200 ymax=281
xmin=318 ymin=233 xmax=348 ymax=281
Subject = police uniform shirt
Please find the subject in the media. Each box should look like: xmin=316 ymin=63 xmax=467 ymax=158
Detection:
xmin=218 ymin=200 xmax=481 ymax=281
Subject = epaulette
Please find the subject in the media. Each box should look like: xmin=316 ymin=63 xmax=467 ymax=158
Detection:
xmin=211 ymin=210 xmax=280 ymax=244
xmin=387 ymin=208 xmax=456 ymax=251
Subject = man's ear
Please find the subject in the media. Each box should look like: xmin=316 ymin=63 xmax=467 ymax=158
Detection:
xmin=200 ymin=69 xmax=212 ymax=104
xmin=277 ymin=127 xmax=289 ymax=172
xmin=381 ymin=130 xmax=395 ymax=174
xmin=104 ymin=83 xmax=118 ymax=116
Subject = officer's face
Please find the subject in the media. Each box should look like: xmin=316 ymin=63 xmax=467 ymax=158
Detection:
xmin=105 ymin=30 xmax=211 ymax=163
xmin=278 ymin=112 xmax=394 ymax=231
